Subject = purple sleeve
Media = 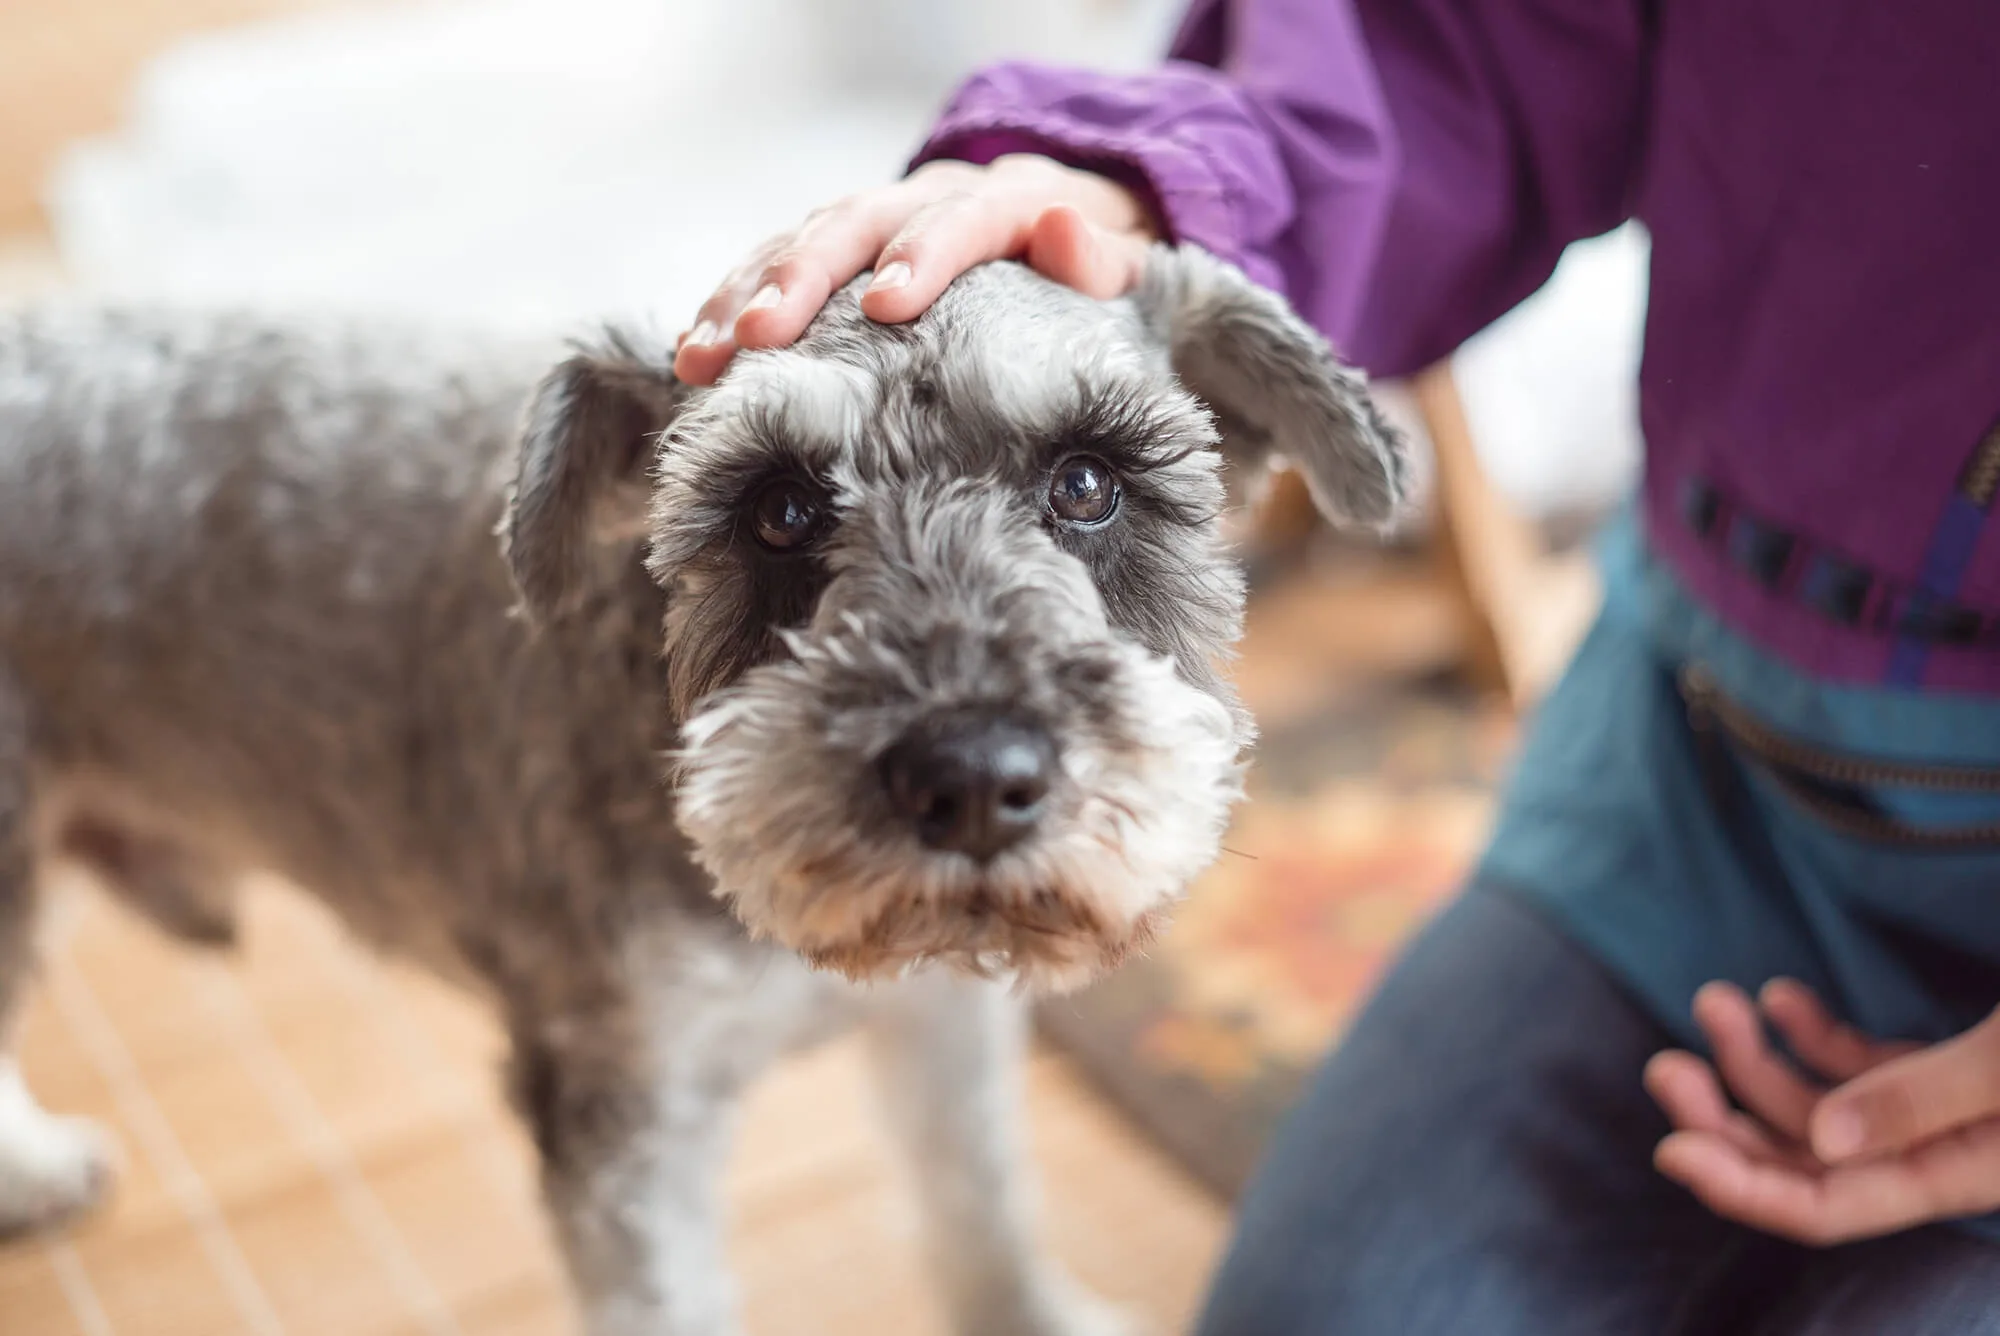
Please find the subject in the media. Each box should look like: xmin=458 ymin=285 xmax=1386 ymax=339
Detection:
xmin=910 ymin=0 xmax=1650 ymax=379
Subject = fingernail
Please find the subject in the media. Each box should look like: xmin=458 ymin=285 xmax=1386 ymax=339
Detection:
xmin=688 ymin=320 xmax=720 ymax=348
xmin=744 ymin=284 xmax=783 ymax=313
xmin=1818 ymin=1107 xmax=1866 ymax=1159
xmin=868 ymin=261 xmax=912 ymax=293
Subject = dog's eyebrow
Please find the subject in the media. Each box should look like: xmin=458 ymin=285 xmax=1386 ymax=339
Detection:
xmin=756 ymin=353 xmax=877 ymax=448
xmin=661 ymin=353 xmax=871 ymax=498
xmin=971 ymin=350 xmax=1078 ymax=432
xmin=1058 ymin=381 xmax=1210 ymax=473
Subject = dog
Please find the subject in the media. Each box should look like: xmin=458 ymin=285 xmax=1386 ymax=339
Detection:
xmin=0 ymin=244 xmax=1407 ymax=1334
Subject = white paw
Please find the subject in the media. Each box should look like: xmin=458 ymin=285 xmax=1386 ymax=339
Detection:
xmin=0 ymin=1092 xmax=120 ymax=1237
xmin=1044 ymin=1294 xmax=1142 ymax=1336
xmin=971 ymin=1274 xmax=1146 ymax=1336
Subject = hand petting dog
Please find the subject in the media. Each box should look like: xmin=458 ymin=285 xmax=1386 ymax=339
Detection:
xmin=1647 ymin=979 xmax=2000 ymax=1245
xmin=673 ymin=154 xmax=1160 ymax=387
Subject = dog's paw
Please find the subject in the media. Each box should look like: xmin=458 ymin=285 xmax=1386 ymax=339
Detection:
xmin=1041 ymin=1293 xmax=1145 ymax=1336
xmin=1062 ymin=1295 xmax=1147 ymax=1336
xmin=970 ymin=1274 xmax=1148 ymax=1336
xmin=0 ymin=1106 xmax=120 ymax=1238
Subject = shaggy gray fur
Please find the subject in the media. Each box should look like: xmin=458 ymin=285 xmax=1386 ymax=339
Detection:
xmin=0 ymin=244 xmax=1405 ymax=1334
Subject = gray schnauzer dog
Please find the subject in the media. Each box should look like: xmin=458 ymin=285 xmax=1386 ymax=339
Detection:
xmin=0 ymin=245 xmax=1405 ymax=1334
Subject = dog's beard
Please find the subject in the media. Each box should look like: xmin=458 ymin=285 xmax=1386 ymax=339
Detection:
xmin=671 ymin=641 xmax=1245 ymax=993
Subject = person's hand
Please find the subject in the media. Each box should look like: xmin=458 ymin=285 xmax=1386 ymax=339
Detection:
xmin=672 ymin=154 xmax=1161 ymax=385
xmin=1646 ymin=979 xmax=2000 ymax=1245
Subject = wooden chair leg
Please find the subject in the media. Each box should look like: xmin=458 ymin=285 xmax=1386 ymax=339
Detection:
xmin=1413 ymin=363 xmax=1601 ymax=711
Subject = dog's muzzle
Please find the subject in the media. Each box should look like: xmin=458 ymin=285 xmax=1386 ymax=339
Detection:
xmin=672 ymin=625 xmax=1241 ymax=992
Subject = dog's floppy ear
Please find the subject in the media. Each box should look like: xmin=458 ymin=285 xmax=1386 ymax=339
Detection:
xmin=499 ymin=326 xmax=688 ymax=621
xmin=1132 ymin=243 xmax=1410 ymax=530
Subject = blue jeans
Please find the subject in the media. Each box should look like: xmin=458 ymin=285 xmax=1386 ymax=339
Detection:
xmin=1194 ymin=884 xmax=2000 ymax=1335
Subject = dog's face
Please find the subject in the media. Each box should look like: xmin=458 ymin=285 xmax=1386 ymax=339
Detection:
xmin=500 ymin=245 xmax=1408 ymax=990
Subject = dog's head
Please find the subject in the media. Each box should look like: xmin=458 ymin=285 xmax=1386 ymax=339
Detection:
xmin=499 ymin=244 xmax=1409 ymax=990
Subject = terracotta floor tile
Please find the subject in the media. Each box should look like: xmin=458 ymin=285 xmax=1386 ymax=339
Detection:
xmin=220 ymin=1171 xmax=442 ymax=1336
xmin=68 ymin=1210 xmax=277 ymax=1336
xmin=450 ymin=1278 xmax=578 ymax=1336
xmin=357 ymin=1124 xmax=560 ymax=1313
xmin=0 ymin=1248 xmax=105 ymax=1336
xmin=8 ymin=881 xmax=1225 ymax=1336
xmin=112 ymin=1035 xmax=313 ymax=1222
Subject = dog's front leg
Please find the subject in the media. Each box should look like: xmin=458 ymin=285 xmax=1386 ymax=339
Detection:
xmin=506 ymin=1001 xmax=741 ymax=1336
xmin=866 ymin=973 xmax=1136 ymax=1336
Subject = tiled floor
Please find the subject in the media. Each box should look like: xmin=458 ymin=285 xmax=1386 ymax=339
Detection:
xmin=3 ymin=873 xmax=1228 ymax=1336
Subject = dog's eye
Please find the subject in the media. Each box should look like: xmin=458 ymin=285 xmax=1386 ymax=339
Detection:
xmin=750 ymin=479 xmax=825 ymax=552
xmin=1047 ymin=455 xmax=1119 ymax=526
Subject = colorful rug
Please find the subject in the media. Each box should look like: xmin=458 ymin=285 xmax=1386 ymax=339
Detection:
xmin=1036 ymin=610 xmax=1518 ymax=1199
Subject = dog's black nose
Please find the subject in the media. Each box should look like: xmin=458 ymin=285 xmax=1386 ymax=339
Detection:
xmin=879 ymin=716 xmax=1055 ymax=861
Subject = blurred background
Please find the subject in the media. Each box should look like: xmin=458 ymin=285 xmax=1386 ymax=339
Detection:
xmin=7 ymin=0 xmax=1184 ymax=323
xmin=0 ymin=1 xmax=1648 ymax=1332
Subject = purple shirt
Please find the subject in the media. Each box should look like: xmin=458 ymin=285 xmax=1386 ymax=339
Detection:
xmin=913 ymin=0 xmax=2000 ymax=694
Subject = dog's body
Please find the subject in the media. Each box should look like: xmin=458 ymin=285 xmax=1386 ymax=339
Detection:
xmin=0 ymin=252 xmax=1405 ymax=1334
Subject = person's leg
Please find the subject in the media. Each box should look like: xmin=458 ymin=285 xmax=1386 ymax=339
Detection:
xmin=1194 ymin=880 xmax=1775 ymax=1336
xmin=1750 ymin=1227 xmax=2000 ymax=1335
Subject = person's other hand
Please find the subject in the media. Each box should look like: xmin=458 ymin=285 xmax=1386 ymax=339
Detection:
xmin=1646 ymin=979 xmax=2000 ymax=1244
xmin=673 ymin=154 xmax=1160 ymax=385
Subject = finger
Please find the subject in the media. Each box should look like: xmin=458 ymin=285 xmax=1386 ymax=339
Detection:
xmin=1657 ymin=1130 xmax=1852 ymax=1244
xmin=674 ymin=248 xmax=775 ymax=384
xmin=1760 ymin=978 xmax=1915 ymax=1083
xmin=672 ymin=327 xmax=741 ymax=386
xmin=1646 ymin=1051 xmax=1817 ymax=1170
xmin=1695 ymin=981 xmax=1821 ymax=1141
xmin=1662 ymin=1117 xmax=2000 ymax=1246
xmin=1886 ymin=1114 xmax=2000 ymax=1223
xmin=1022 ymin=205 xmax=1149 ymax=301
xmin=732 ymin=193 xmax=915 ymax=351
xmin=860 ymin=185 xmax=1041 ymax=325
xmin=1811 ymin=1012 xmax=2000 ymax=1163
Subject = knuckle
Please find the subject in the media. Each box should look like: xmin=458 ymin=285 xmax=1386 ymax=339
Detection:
xmin=924 ymin=186 xmax=984 ymax=215
xmin=882 ymin=206 xmax=956 ymax=254
xmin=713 ymin=246 xmax=784 ymax=301
xmin=992 ymin=151 xmax=1059 ymax=180
xmin=881 ymin=180 xmax=1014 ymax=264
xmin=758 ymin=247 xmax=817 ymax=285
xmin=911 ymin=158 xmax=980 ymax=188
xmin=799 ymin=197 xmax=859 ymax=233
xmin=1868 ymin=1084 xmax=1925 ymax=1141
xmin=997 ymin=157 xmax=1074 ymax=201
xmin=694 ymin=288 xmax=740 ymax=324
xmin=745 ymin=231 xmax=793 ymax=266
xmin=900 ymin=188 xmax=998 ymax=246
